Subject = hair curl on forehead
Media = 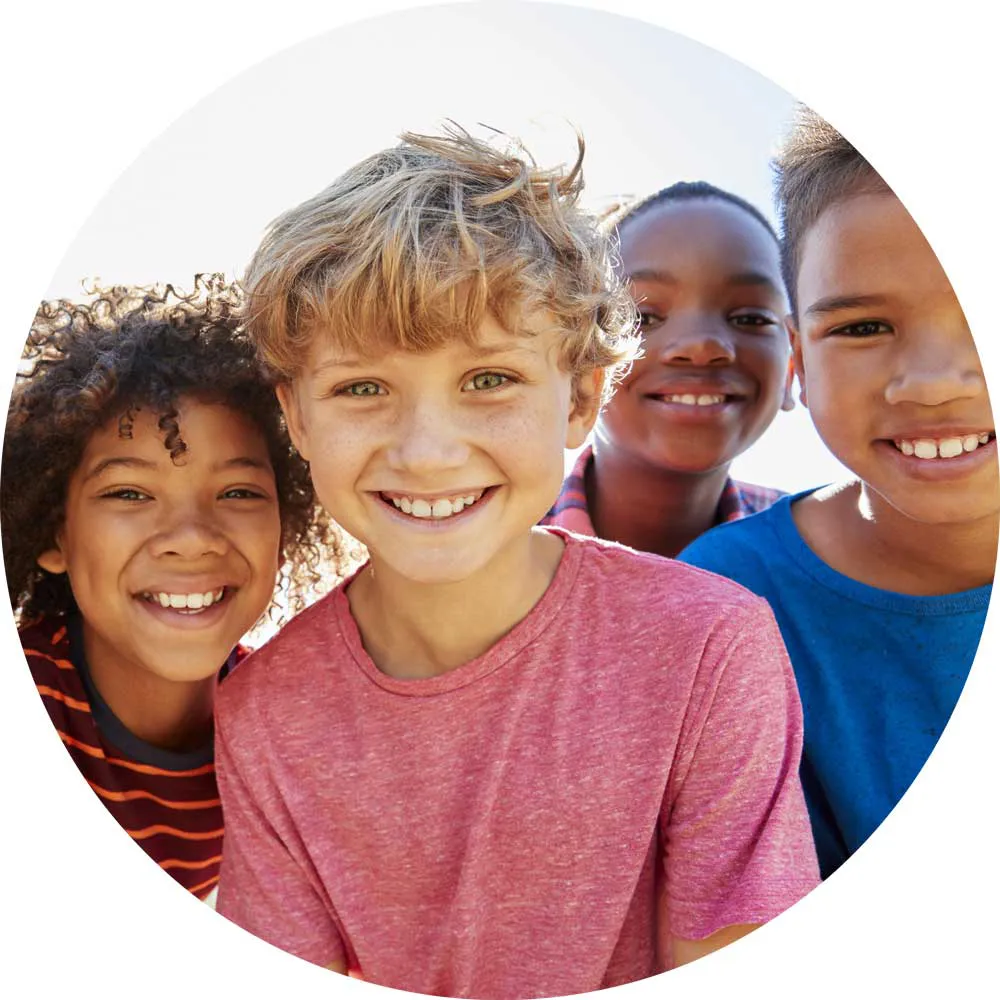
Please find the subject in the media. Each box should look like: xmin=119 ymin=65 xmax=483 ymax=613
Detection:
xmin=773 ymin=104 xmax=890 ymax=317
xmin=3 ymin=276 xmax=351 ymax=624
xmin=242 ymin=123 xmax=639 ymax=404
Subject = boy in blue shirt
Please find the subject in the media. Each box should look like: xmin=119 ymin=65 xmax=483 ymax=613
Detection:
xmin=679 ymin=106 xmax=996 ymax=879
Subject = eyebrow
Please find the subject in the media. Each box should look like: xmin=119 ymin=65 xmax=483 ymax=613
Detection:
xmin=804 ymin=294 xmax=888 ymax=317
xmin=83 ymin=457 xmax=158 ymax=482
xmin=84 ymin=455 xmax=271 ymax=481
xmin=626 ymin=269 xmax=782 ymax=294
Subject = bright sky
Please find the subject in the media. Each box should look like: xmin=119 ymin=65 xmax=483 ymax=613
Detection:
xmin=45 ymin=2 xmax=847 ymax=493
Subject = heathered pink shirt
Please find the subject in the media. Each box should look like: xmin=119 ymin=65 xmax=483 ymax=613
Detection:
xmin=216 ymin=530 xmax=818 ymax=998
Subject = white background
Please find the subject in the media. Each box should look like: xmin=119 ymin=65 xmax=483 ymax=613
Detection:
xmin=1 ymin=1 xmax=996 ymax=998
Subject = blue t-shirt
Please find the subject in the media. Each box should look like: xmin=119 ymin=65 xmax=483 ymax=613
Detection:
xmin=678 ymin=490 xmax=990 ymax=878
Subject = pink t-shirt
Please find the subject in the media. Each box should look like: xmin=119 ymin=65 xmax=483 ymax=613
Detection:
xmin=216 ymin=530 xmax=818 ymax=997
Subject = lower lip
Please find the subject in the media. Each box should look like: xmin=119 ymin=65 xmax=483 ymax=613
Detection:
xmin=133 ymin=590 xmax=235 ymax=630
xmin=879 ymin=437 xmax=997 ymax=481
xmin=375 ymin=486 xmax=498 ymax=527
xmin=642 ymin=396 xmax=743 ymax=422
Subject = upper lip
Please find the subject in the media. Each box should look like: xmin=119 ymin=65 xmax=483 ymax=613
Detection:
xmin=882 ymin=426 xmax=995 ymax=440
xmin=639 ymin=376 xmax=751 ymax=399
xmin=377 ymin=487 xmax=491 ymax=499
xmin=133 ymin=579 xmax=233 ymax=596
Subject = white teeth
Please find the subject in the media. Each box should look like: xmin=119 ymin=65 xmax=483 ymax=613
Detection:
xmin=664 ymin=393 xmax=726 ymax=406
xmin=431 ymin=499 xmax=452 ymax=518
xmin=937 ymin=437 xmax=964 ymax=459
xmin=895 ymin=434 xmax=993 ymax=460
xmin=386 ymin=490 xmax=485 ymax=520
xmin=149 ymin=588 xmax=225 ymax=611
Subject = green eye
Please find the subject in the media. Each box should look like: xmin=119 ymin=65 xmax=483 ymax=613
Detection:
xmin=465 ymin=372 xmax=509 ymax=391
xmin=346 ymin=381 xmax=382 ymax=396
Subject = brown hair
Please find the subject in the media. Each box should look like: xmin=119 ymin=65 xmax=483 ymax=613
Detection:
xmin=3 ymin=276 xmax=351 ymax=624
xmin=773 ymin=104 xmax=890 ymax=316
xmin=243 ymin=124 xmax=638 ymax=404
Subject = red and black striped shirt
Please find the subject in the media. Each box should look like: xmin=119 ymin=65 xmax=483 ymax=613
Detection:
xmin=21 ymin=614 xmax=237 ymax=900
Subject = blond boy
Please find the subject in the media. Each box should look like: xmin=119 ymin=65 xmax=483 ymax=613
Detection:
xmin=215 ymin=128 xmax=819 ymax=997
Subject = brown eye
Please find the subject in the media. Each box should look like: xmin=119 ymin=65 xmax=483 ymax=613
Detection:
xmin=829 ymin=321 xmax=892 ymax=338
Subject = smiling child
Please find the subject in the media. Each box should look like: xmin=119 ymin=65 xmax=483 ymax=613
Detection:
xmin=213 ymin=127 xmax=819 ymax=996
xmin=3 ymin=278 xmax=343 ymax=899
xmin=544 ymin=182 xmax=793 ymax=556
xmin=679 ymin=107 xmax=997 ymax=878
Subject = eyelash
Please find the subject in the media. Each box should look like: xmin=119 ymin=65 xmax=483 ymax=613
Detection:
xmin=636 ymin=311 xmax=778 ymax=331
xmin=100 ymin=488 xmax=150 ymax=503
xmin=462 ymin=371 xmax=514 ymax=392
xmin=332 ymin=372 xmax=517 ymax=396
xmin=828 ymin=320 xmax=892 ymax=338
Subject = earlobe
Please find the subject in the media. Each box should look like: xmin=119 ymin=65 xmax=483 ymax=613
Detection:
xmin=566 ymin=368 xmax=605 ymax=449
xmin=781 ymin=356 xmax=796 ymax=412
xmin=37 ymin=547 xmax=67 ymax=575
xmin=276 ymin=383 xmax=310 ymax=460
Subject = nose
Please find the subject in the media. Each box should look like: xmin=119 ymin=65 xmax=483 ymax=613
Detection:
xmin=652 ymin=315 xmax=736 ymax=367
xmin=148 ymin=501 xmax=230 ymax=560
xmin=385 ymin=395 xmax=471 ymax=475
xmin=884 ymin=328 xmax=986 ymax=407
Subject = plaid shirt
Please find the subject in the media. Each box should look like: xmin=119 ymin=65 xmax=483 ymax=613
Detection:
xmin=541 ymin=444 xmax=784 ymax=537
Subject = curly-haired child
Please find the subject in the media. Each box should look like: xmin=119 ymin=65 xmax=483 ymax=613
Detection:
xmin=2 ymin=276 xmax=346 ymax=902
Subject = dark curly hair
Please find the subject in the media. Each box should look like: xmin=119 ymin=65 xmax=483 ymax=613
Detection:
xmin=2 ymin=275 xmax=352 ymax=625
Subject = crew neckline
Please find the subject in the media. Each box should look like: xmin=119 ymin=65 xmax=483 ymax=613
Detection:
xmin=769 ymin=490 xmax=993 ymax=615
xmin=334 ymin=527 xmax=586 ymax=696
xmin=68 ymin=614 xmax=225 ymax=769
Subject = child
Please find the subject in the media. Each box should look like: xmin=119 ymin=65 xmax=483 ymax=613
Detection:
xmin=679 ymin=107 xmax=996 ymax=879
xmin=2 ymin=278 xmax=344 ymax=901
xmin=214 ymin=126 xmax=820 ymax=997
xmin=543 ymin=182 xmax=794 ymax=556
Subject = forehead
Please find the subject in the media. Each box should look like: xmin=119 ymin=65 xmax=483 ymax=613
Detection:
xmin=80 ymin=400 xmax=269 ymax=466
xmin=797 ymin=192 xmax=955 ymax=310
xmin=304 ymin=309 xmax=564 ymax=370
xmin=619 ymin=199 xmax=781 ymax=277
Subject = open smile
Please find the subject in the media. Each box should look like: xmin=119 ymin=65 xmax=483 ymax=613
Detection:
xmin=133 ymin=585 xmax=237 ymax=627
xmin=376 ymin=486 xmax=497 ymax=522
xmin=878 ymin=431 xmax=997 ymax=481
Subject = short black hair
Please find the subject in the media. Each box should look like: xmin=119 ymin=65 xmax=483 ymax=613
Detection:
xmin=606 ymin=180 xmax=779 ymax=243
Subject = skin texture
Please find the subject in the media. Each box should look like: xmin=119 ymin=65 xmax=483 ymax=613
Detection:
xmin=38 ymin=400 xmax=282 ymax=749
xmin=591 ymin=199 xmax=793 ymax=557
xmin=790 ymin=191 xmax=998 ymax=594
xmin=279 ymin=313 xmax=602 ymax=678
xmin=282 ymin=313 xmax=758 ymax=971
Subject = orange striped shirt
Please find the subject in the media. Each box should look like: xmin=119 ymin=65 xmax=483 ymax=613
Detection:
xmin=21 ymin=615 xmax=241 ymax=899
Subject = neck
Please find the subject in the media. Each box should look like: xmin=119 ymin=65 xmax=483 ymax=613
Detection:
xmin=796 ymin=481 xmax=998 ymax=595
xmin=83 ymin=632 xmax=217 ymax=752
xmin=589 ymin=440 xmax=731 ymax=558
xmin=348 ymin=530 xmax=564 ymax=679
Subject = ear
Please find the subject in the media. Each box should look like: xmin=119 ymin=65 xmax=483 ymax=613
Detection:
xmin=786 ymin=316 xmax=808 ymax=409
xmin=276 ymin=382 xmax=310 ymax=461
xmin=780 ymin=354 xmax=796 ymax=412
xmin=37 ymin=546 xmax=67 ymax=575
xmin=566 ymin=367 xmax=605 ymax=450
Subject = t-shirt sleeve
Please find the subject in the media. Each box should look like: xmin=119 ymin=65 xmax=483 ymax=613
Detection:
xmin=215 ymin=691 xmax=347 ymax=969
xmin=660 ymin=597 xmax=819 ymax=941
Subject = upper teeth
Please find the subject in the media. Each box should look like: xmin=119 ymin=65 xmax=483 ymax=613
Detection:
xmin=663 ymin=394 xmax=726 ymax=406
xmin=388 ymin=490 xmax=484 ymax=519
xmin=895 ymin=433 xmax=992 ymax=459
xmin=143 ymin=588 xmax=225 ymax=610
